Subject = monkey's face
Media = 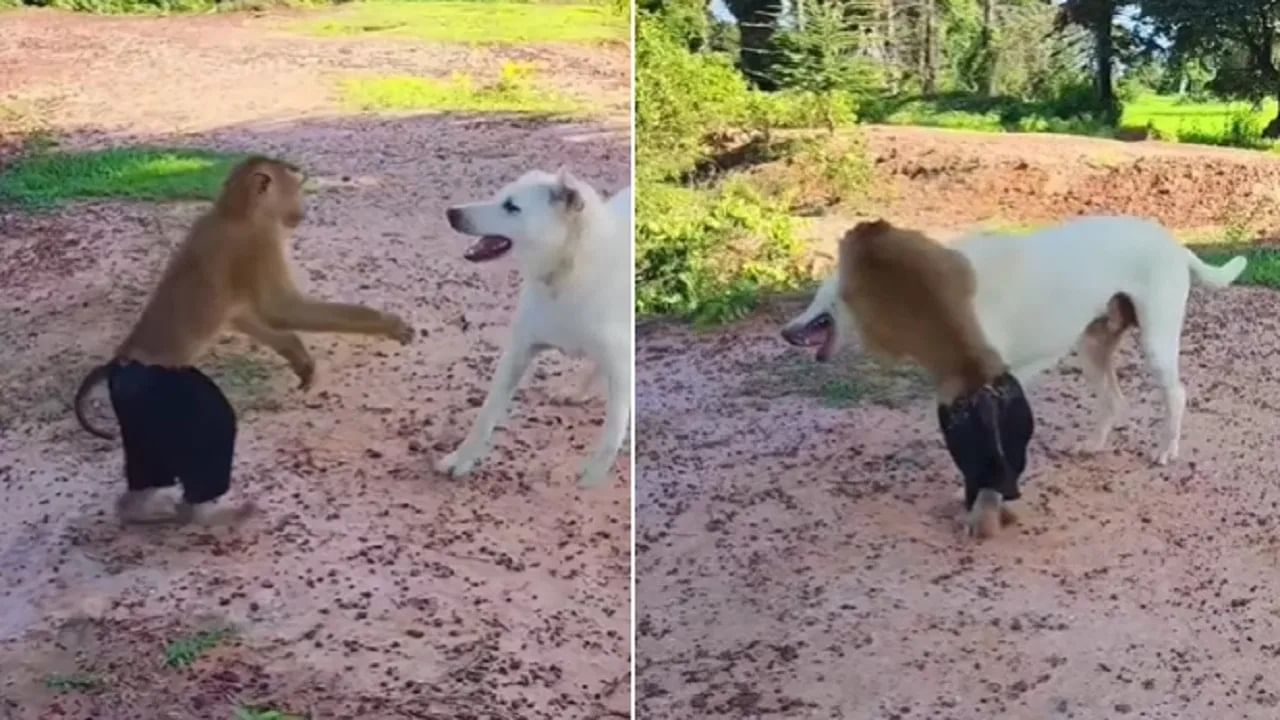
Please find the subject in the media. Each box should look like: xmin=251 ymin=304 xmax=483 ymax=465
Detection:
xmin=445 ymin=169 xmax=588 ymax=265
xmin=780 ymin=273 xmax=848 ymax=362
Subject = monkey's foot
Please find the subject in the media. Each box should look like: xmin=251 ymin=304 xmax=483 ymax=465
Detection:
xmin=965 ymin=489 xmax=1003 ymax=540
xmin=177 ymin=499 xmax=257 ymax=526
xmin=116 ymin=489 xmax=180 ymax=525
xmin=999 ymin=504 xmax=1019 ymax=527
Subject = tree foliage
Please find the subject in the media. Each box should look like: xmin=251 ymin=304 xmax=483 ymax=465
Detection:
xmin=1143 ymin=0 xmax=1280 ymax=134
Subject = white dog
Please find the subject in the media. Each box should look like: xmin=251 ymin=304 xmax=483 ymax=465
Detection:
xmin=783 ymin=215 xmax=1247 ymax=465
xmin=436 ymin=169 xmax=632 ymax=488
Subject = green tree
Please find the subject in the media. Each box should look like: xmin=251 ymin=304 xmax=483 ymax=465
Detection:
xmin=724 ymin=0 xmax=785 ymax=88
xmin=1143 ymin=0 xmax=1280 ymax=136
xmin=1055 ymin=0 xmax=1120 ymax=121
xmin=771 ymin=0 xmax=882 ymax=130
xmin=640 ymin=0 xmax=711 ymax=49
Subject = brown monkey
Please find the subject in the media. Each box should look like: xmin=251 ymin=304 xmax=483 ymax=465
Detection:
xmin=73 ymin=156 xmax=413 ymax=526
xmin=781 ymin=220 xmax=1032 ymax=539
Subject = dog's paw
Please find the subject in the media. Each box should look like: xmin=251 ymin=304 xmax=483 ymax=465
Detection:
xmin=577 ymin=462 xmax=613 ymax=489
xmin=553 ymin=391 xmax=591 ymax=407
xmin=436 ymin=449 xmax=480 ymax=478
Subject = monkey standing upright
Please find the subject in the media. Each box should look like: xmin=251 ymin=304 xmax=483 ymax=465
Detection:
xmin=74 ymin=156 xmax=413 ymax=526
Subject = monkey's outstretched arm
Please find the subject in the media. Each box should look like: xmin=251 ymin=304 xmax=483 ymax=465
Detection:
xmin=232 ymin=315 xmax=316 ymax=389
xmin=255 ymin=289 xmax=413 ymax=344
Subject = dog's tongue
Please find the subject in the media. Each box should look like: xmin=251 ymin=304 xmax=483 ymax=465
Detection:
xmin=463 ymin=235 xmax=513 ymax=263
xmin=815 ymin=327 xmax=835 ymax=362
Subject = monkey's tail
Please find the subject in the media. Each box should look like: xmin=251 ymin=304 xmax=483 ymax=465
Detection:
xmin=73 ymin=363 xmax=116 ymax=440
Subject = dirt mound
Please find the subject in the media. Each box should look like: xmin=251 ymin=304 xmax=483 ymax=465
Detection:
xmin=864 ymin=125 xmax=1280 ymax=235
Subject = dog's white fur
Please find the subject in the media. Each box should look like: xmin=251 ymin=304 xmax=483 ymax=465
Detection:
xmin=436 ymin=170 xmax=632 ymax=487
xmin=785 ymin=215 xmax=1247 ymax=465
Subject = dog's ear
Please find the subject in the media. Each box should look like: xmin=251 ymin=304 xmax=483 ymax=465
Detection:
xmin=551 ymin=167 xmax=586 ymax=213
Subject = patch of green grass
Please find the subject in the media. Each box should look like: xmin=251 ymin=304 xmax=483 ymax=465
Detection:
xmin=863 ymin=93 xmax=1113 ymax=137
xmin=742 ymin=351 xmax=930 ymax=409
xmin=44 ymin=672 xmax=102 ymax=694
xmin=0 ymin=147 xmax=240 ymax=209
xmin=1121 ymin=94 xmax=1278 ymax=149
xmin=208 ymin=354 xmax=282 ymax=411
xmin=164 ymin=627 xmax=232 ymax=669
xmin=865 ymin=92 xmax=1280 ymax=151
xmin=234 ymin=707 xmax=306 ymax=720
xmin=341 ymin=63 xmax=582 ymax=115
xmin=973 ymin=219 xmax=1045 ymax=236
xmin=297 ymin=0 xmax=626 ymax=45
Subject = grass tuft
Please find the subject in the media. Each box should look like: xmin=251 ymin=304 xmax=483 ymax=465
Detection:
xmin=164 ymin=627 xmax=232 ymax=669
xmin=234 ymin=707 xmax=306 ymax=720
xmin=297 ymin=1 xmax=626 ymax=45
xmin=864 ymin=92 xmax=1280 ymax=152
xmin=341 ymin=63 xmax=582 ymax=115
xmin=44 ymin=672 xmax=102 ymax=694
xmin=0 ymin=147 xmax=240 ymax=209
xmin=742 ymin=351 xmax=930 ymax=409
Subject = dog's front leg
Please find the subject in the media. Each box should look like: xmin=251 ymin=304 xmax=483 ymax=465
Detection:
xmin=578 ymin=347 xmax=631 ymax=488
xmin=436 ymin=338 xmax=538 ymax=478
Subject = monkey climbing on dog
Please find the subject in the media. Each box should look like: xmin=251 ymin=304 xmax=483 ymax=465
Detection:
xmin=73 ymin=156 xmax=414 ymax=526
xmin=781 ymin=219 xmax=1035 ymax=539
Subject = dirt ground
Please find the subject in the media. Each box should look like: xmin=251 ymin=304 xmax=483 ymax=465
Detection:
xmin=637 ymin=128 xmax=1280 ymax=718
xmin=0 ymin=8 xmax=629 ymax=719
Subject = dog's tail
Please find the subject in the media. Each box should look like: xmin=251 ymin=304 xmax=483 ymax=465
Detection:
xmin=1185 ymin=249 xmax=1248 ymax=288
xmin=73 ymin=363 xmax=116 ymax=440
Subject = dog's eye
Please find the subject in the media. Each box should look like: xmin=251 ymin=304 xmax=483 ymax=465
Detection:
xmin=502 ymin=199 xmax=520 ymax=215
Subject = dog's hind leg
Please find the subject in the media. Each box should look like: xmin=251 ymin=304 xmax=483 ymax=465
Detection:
xmin=1079 ymin=322 xmax=1128 ymax=453
xmin=436 ymin=339 xmax=541 ymax=478
xmin=578 ymin=345 xmax=631 ymax=488
xmin=1135 ymin=282 xmax=1189 ymax=465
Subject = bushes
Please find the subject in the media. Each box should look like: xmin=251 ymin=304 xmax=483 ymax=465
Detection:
xmin=861 ymin=88 xmax=1115 ymax=134
xmin=636 ymin=179 xmax=806 ymax=324
xmin=637 ymin=10 xmax=870 ymax=323
xmin=636 ymin=19 xmax=756 ymax=180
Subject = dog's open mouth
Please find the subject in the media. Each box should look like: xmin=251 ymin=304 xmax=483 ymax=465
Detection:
xmin=782 ymin=312 xmax=835 ymax=361
xmin=463 ymin=235 xmax=513 ymax=263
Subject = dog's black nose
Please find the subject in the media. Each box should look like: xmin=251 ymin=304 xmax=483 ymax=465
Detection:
xmin=446 ymin=207 xmax=463 ymax=230
xmin=781 ymin=325 xmax=803 ymax=346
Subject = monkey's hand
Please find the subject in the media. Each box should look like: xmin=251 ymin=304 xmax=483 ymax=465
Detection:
xmin=384 ymin=312 xmax=414 ymax=345
xmin=292 ymin=353 xmax=316 ymax=390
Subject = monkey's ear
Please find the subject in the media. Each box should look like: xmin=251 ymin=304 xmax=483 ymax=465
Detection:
xmin=846 ymin=218 xmax=891 ymax=242
xmin=253 ymin=172 xmax=272 ymax=195
xmin=552 ymin=167 xmax=585 ymax=212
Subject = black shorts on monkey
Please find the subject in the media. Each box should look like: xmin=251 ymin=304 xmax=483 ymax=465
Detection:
xmin=936 ymin=371 xmax=1034 ymax=511
xmin=106 ymin=361 xmax=237 ymax=505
